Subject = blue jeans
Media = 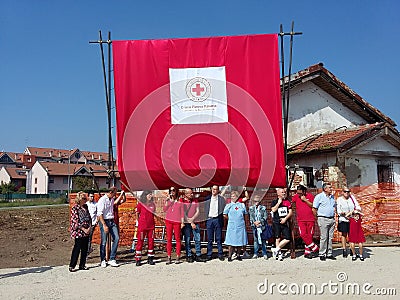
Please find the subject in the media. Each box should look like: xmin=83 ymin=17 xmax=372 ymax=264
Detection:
xmin=183 ymin=223 xmax=202 ymax=257
xmin=253 ymin=228 xmax=267 ymax=256
xmin=206 ymin=218 xmax=223 ymax=256
xmin=99 ymin=219 xmax=119 ymax=261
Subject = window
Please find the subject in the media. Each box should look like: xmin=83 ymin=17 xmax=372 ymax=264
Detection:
xmin=34 ymin=177 xmax=38 ymax=184
xmin=49 ymin=177 xmax=54 ymax=184
xmin=63 ymin=178 xmax=68 ymax=184
xmin=377 ymin=161 xmax=394 ymax=187
xmin=303 ymin=167 xmax=316 ymax=188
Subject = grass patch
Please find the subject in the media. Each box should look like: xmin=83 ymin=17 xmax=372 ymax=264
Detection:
xmin=0 ymin=198 xmax=67 ymax=208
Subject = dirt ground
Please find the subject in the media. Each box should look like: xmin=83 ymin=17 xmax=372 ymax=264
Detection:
xmin=0 ymin=205 xmax=73 ymax=268
xmin=0 ymin=205 xmax=148 ymax=268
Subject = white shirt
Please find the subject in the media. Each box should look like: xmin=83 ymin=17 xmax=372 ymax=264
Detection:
xmin=97 ymin=194 xmax=114 ymax=220
xmin=208 ymin=195 xmax=219 ymax=218
xmin=86 ymin=201 xmax=98 ymax=225
xmin=337 ymin=195 xmax=361 ymax=222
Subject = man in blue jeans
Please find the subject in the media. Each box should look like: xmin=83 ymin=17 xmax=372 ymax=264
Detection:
xmin=97 ymin=187 xmax=126 ymax=268
xmin=204 ymin=185 xmax=226 ymax=261
xmin=182 ymin=188 xmax=205 ymax=263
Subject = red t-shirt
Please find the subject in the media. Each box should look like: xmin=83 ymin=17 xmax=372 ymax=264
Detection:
xmin=137 ymin=201 xmax=156 ymax=230
xmin=164 ymin=200 xmax=184 ymax=223
xmin=181 ymin=198 xmax=199 ymax=222
xmin=292 ymin=192 xmax=315 ymax=222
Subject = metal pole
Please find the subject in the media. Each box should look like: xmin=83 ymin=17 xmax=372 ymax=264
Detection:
xmin=279 ymin=24 xmax=288 ymax=188
xmin=67 ymin=151 xmax=71 ymax=201
xmin=279 ymin=22 xmax=302 ymax=259
xmin=107 ymin=31 xmax=115 ymax=186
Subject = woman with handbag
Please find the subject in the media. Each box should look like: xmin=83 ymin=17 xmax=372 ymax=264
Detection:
xmin=249 ymin=194 xmax=270 ymax=259
xmin=69 ymin=191 xmax=91 ymax=272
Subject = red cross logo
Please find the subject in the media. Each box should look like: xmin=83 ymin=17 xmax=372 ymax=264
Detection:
xmin=192 ymin=83 xmax=205 ymax=96
xmin=235 ymin=206 xmax=239 ymax=210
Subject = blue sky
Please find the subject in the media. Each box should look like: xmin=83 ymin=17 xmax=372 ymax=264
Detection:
xmin=1 ymin=0 xmax=399 ymax=153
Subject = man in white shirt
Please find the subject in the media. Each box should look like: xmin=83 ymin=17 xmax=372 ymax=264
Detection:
xmin=204 ymin=185 xmax=226 ymax=261
xmin=86 ymin=193 xmax=97 ymax=255
xmin=97 ymin=187 xmax=126 ymax=267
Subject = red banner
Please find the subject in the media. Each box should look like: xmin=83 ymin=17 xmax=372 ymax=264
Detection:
xmin=113 ymin=34 xmax=286 ymax=190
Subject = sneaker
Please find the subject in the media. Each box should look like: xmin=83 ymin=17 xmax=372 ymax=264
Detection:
xmin=166 ymin=257 xmax=173 ymax=265
xmin=227 ymin=257 xmax=232 ymax=262
xmin=326 ymin=255 xmax=336 ymax=260
xmin=231 ymin=253 xmax=237 ymax=259
xmin=218 ymin=255 xmax=225 ymax=261
xmin=263 ymin=255 xmax=269 ymax=260
xmin=304 ymin=254 xmax=313 ymax=259
xmin=108 ymin=260 xmax=119 ymax=267
xmin=320 ymin=256 xmax=326 ymax=261
xmin=359 ymin=256 xmax=365 ymax=261
xmin=352 ymin=255 xmax=357 ymax=261
xmin=278 ymin=253 xmax=283 ymax=261
xmin=100 ymin=260 xmax=107 ymax=268
xmin=236 ymin=255 xmax=242 ymax=261
xmin=242 ymin=251 xmax=251 ymax=259
xmin=252 ymin=254 xmax=258 ymax=259
xmin=271 ymin=247 xmax=278 ymax=258
xmin=186 ymin=256 xmax=194 ymax=263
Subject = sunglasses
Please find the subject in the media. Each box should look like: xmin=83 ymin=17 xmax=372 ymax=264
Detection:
xmin=343 ymin=191 xmax=350 ymax=193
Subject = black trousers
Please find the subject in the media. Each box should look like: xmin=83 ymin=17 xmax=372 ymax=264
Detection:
xmin=69 ymin=236 xmax=89 ymax=268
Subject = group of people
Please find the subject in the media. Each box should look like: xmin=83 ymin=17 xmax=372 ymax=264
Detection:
xmin=68 ymin=183 xmax=366 ymax=271
xmin=137 ymin=185 xmax=296 ymax=264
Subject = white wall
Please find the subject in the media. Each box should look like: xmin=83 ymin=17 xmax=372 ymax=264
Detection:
xmin=344 ymin=136 xmax=400 ymax=186
xmin=27 ymin=162 xmax=48 ymax=194
xmin=287 ymin=81 xmax=367 ymax=146
xmin=0 ymin=167 xmax=11 ymax=184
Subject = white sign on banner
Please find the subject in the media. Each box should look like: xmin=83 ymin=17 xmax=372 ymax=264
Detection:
xmin=169 ymin=66 xmax=228 ymax=124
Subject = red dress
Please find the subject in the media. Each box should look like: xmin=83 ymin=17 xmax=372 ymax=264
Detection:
xmin=348 ymin=215 xmax=365 ymax=243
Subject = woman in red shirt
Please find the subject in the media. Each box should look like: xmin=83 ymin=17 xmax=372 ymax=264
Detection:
xmin=135 ymin=191 xmax=156 ymax=266
xmin=163 ymin=187 xmax=184 ymax=264
xmin=69 ymin=191 xmax=91 ymax=272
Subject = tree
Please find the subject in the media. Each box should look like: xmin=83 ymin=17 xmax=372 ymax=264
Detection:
xmin=0 ymin=182 xmax=16 ymax=194
xmin=18 ymin=186 xmax=26 ymax=193
xmin=72 ymin=176 xmax=94 ymax=192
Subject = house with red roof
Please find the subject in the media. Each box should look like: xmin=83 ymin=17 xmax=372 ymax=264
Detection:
xmin=26 ymin=161 xmax=120 ymax=194
xmin=285 ymin=63 xmax=400 ymax=189
xmin=0 ymin=166 xmax=28 ymax=190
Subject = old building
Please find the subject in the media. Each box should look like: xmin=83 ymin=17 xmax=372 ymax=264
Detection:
xmin=285 ymin=63 xmax=400 ymax=189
